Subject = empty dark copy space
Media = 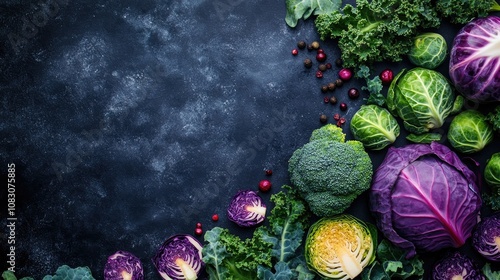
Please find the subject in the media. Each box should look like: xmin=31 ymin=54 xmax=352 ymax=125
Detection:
xmin=1 ymin=0 xmax=500 ymax=279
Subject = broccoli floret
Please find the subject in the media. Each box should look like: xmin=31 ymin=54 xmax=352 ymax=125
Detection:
xmin=288 ymin=124 xmax=373 ymax=217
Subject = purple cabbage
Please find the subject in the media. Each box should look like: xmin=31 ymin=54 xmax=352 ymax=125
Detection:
xmin=104 ymin=250 xmax=144 ymax=280
xmin=472 ymin=212 xmax=500 ymax=262
xmin=152 ymin=234 xmax=204 ymax=280
xmin=227 ymin=190 xmax=266 ymax=227
xmin=370 ymin=142 xmax=481 ymax=258
xmin=449 ymin=15 xmax=500 ymax=103
xmin=432 ymin=251 xmax=484 ymax=280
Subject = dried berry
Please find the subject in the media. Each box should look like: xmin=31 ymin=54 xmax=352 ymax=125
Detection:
xmin=335 ymin=79 xmax=343 ymax=87
xmin=348 ymin=88 xmax=360 ymax=99
xmin=304 ymin=58 xmax=313 ymax=68
xmin=329 ymin=96 xmax=337 ymax=104
xmin=311 ymin=41 xmax=320 ymax=49
xmin=316 ymin=52 xmax=327 ymax=62
xmin=316 ymin=70 xmax=323 ymax=78
xmin=297 ymin=40 xmax=306 ymax=49
xmin=321 ymin=85 xmax=329 ymax=93
xmin=211 ymin=214 xmax=219 ymax=222
xmin=292 ymin=49 xmax=298 ymax=56
xmin=265 ymin=169 xmax=273 ymax=176
xmin=339 ymin=102 xmax=348 ymax=111
xmin=318 ymin=64 xmax=327 ymax=71
xmin=326 ymin=63 xmax=332 ymax=69
xmin=320 ymin=114 xmax=328 ymax=123
xmin=258 ymin=179 xmax=272 ymax=192
xmin=333 ymin=113 xmax=341 ymax=121
xmin=323 ymin=97 xmax=330 ymax=103
xmin=327 ymin=82 xmax=336 ymax=91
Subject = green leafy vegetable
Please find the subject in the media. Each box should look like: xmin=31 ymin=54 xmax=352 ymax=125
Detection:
xmin=2 ymin=266 xmax=94 ymax=280
xmin=408 ymin=32 xmax=447 ymax=69
xmin=448 ymin=110 xmax=494 ymax=154
xmin=202 ymin=227 xmax=273 ymax=280
xmin=487 ymin=105 xmax=500 ymax=133
xmin=350 ymin=104 xmax=400 ymax=150
xmin=482 ymin=263 xmax=500 ymax=280
xmin=203 ymin=186 xmax=314 ymax=280
xmin=288 ymin=124 xmax=373 ymax=217
xmin=356 ymin=65 xmax=386 ymax=106
xmin=436 ymin=0 xmax=500 ymax=24
xmin=406 ymin=133 xmax=443 ymax=143
xmin=315 ymin=0 xmax=440 ymax=69
xmin=285 ymin=0 xmax=342 ymax=28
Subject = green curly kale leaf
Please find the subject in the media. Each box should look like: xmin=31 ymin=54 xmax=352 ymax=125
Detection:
xmin=285 ymin=0 xmax=342 ymax=27
xmin=487 ymin=105 xmax=500 ymax=134
xmin=436 ymin=0 xmax=500 ymax=24
xmin=315 ymin=0 xmax=440 ymax=68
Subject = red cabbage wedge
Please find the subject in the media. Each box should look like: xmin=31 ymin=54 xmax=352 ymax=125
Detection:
xmin=370 ymin=142 xmax=481 ymax=258
xmin=449 ymin=15 xmax=500 ymax=103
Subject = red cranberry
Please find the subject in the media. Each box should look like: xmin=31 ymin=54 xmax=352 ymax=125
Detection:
xmin=265 ymin=169 xmax=273 ymax=176
xmin=348 ymin=88 xmax=360 ymax=99
xmin=317 ymin=49 xmax=324 ymax=54
xmin=211 ymin=214 xmax=219 ymax=222
xmin=323 ymin=96 xmax=330 ymax=103
xmin=195 ymin=227 xmax=203 ymax=236
xmin=325 ymin=63 xmax=332 ymax=69
xmin=316 ymin=70 xmax=323 ymax=78
xmin=339 ymin=103 xmax=347 ymax=111
xmin=196 ymin=222 xmax=202 ymax=229
xmin=333 ymin=113 xmax=340 ymax=121
xmin=379 ymin=69 xmax=394 ymax=85
xmin=292 ymin=49 xmax=298 ymax=56
xmin=338 ymin=68 xmax=353 ymax=81
xmin=316 ymin=52 xmax=327 ymax=62
xmin=258 ymin=180 xmax=272 ymax=192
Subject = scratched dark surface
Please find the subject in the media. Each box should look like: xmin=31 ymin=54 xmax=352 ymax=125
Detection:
xmin=1 ymin=1 xmax=499 ymax=279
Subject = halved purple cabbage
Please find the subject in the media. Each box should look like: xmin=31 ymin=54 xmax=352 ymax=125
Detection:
xmin=472 ymin=212 xmax=500 ymax=262
xmin=432 ymin=251 xmax=484 ymax=280
xmin=227 ymin=190 xmax=266 ymax=227
xmin=449 ymin=15 xmax=500 ymax=103
xmin=152 ymin=234 xmax=204 ymax=280
xmin=104 ymin=250 xmax=144 ymax=280
xmin=370 ymin=142 xmax=481 ymax=258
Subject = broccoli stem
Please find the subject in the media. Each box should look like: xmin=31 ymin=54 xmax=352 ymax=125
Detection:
xmin=491 ymin=1 xmax=500 ymax=11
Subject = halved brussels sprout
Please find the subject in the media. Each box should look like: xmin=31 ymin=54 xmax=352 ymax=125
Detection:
xmin=305 ymin=214 xmax=377 ymax=280
xmin=350 ymin=104 xmax=400 ymax=150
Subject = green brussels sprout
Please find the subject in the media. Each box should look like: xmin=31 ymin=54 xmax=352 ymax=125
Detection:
xmin=447 ymin=110 xmax=493 ymax=154
xmin=408 ymin=32 xmax=447 ymax=69
xmin=350 ymin=104 xmax=400 ymax=150
xmin=387 ymin=68 xmax=462 ymax=141
xmin=484 ymin=152 xmax=500 ymax=187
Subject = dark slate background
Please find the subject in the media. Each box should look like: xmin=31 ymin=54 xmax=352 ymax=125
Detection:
xmin=1 ymin=0 xmax=499 ymax=279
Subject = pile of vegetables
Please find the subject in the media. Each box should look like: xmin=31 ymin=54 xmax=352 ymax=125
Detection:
xmin=4 ymin=1 xmax=500 ymax=280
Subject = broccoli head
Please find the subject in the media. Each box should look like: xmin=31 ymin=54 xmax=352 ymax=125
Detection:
xmin=288 ymin=124 xmax=373 ymax=217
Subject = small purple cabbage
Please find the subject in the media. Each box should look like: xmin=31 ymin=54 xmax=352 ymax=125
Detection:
xmin=449 ymin=15 xmax=500 ymax=103
xmin=370 ymin=142 xmax=481 ymax=258
xmin=227 ymin=190 xmax=266 ymax=227
xmin=432 ymin=251 xmax=484 ymax=280
xmin=104 ymin=250 xmax=144 ymax=280
xmin=152 ymin=234 xmax=204 ymax=280
xmin=472 ymin=212 xmax=500 ymax=262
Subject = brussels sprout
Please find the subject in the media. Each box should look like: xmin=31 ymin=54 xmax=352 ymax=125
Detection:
xmin=447 ymin=110 xmax=493 ymax=154
xmin=350 ymin=104 xmax=400 ymax=150
xmin=305 ymin=214 xmax=377 ymax=280
xmin=485 ymin=152 xmax=500 ymax=187
xmin=227 ymin=190 xmax=266 ymax=227
xmin=104 ymin=251 xmax=144 ymax=280
xmin=472 ymin=212 xmax=500 ymax=262
xmin=387 ymin=68 xmax=461 ymax=140
xmin=152 ymin=234 xmax=204 ymax=280
xmin=408 ymin=32 xmax=447 ymax=69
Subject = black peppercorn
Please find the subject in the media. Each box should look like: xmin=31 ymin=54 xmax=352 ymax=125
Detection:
xmin=327 ymin=82 xmax=336 ymax=91
xmin=318 ymin=64 xmax=327 ymax=72
xmin=297 ymin=40 xmax=306 ymax=49
xmin=304 ymin=58 xmax=313 ymax=68
xmin=320 ymin=114 xmax=328 ymax=123
xmin=335 ymin=78 xmax=343 ymax=87
xmin=335 ymin=58 xmax=343 ymax=67
xmin=321 ymin=85 xmax=329 ymax=93
xmin=329 ymin=96 xmax=337 ymax=104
